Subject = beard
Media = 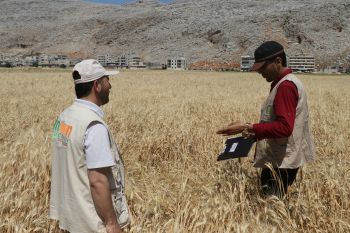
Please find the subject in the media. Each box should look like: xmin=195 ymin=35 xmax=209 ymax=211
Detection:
xmin=98 ymin=90 xmax=109 ymax=105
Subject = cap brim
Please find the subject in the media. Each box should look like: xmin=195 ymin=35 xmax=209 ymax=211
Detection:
xmin=105 ymin=70 xmax=120 ymax=76
xmin=251 ymin=61 xmax=266 ymax=71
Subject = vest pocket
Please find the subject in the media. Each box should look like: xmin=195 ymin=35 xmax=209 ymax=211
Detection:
xmin=268 ymin=138 xmax=288 ymax=160
xmin=272 ymin=138 xmax=288 ymax=146
xmin=111 ymin=192 xmax=130 ymax=227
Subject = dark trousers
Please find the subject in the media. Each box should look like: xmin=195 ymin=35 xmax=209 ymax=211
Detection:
xmin=260 ymin=167 xmax=299 ymax=197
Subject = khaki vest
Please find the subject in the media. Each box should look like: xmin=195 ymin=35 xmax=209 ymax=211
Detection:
xmin=50 ymin=102 xmax=130 ymax=233
xmin=254 ymin=74 xmax=315 ymax=168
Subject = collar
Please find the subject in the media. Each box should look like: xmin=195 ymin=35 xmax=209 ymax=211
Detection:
xmin=271 ymin=68 xmax=293 ymax=90
xmin=74 ymin=99 xmax=104 ymax=118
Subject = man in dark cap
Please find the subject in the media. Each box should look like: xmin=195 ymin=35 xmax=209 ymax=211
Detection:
xmin=217 ymin=41 xmax=315 ymax=197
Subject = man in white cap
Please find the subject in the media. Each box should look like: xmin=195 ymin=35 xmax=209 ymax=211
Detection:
xmin=50 ymin=59 xmax=130 ymax=233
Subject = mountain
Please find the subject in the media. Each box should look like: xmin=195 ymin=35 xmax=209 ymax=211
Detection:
xmin=0 ymin=0 xmax=349 ymax=65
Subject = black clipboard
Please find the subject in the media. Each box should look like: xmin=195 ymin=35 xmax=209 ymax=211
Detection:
xmin=217 ymin=136 xmax=256 ymax=161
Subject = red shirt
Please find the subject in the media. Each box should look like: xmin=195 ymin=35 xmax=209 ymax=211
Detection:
xmin=253 ymin=68 xmax=299 ymax=139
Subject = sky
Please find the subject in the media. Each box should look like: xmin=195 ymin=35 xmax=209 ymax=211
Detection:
xmin=87 ymin=0 xmax=173 ymax=4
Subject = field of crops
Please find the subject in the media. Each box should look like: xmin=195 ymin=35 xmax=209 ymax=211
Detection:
xmin=0 ymin=69 xmax=349 ymax=232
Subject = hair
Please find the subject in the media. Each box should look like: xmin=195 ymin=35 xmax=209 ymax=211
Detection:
xmin=267 ymin=51 xmax=287 ymax=67
xmin=72 ymin=71 xmax=94 ymax=98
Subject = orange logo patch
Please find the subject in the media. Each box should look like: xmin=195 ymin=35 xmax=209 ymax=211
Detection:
xmin=59 ymin=122 xmax=72 ymax=138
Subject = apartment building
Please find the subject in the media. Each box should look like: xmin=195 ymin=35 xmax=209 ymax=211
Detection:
xmin=167 ymin=58 xmax=187 ymax=70
xmin=116 ymin=55 xmax=129 ymax=68
xmin=97 ymin=54 xmax=115 ymax=66
xmin=288 ymin=55 xmax=315 ymax=72
xmin=240 ymin=55 xmax=255 ymax=71
xmin=129 ymin=56 xmax=146 ymax=69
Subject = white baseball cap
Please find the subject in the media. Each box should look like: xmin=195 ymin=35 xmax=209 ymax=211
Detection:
xmin=73 ymin=59 xmax=120 ymax=84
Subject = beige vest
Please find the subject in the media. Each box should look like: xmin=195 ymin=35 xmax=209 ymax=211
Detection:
xmin=254 ymin=74 xmax=315 ymax=168
xmin=50 ymin=102 xmax=130 ymax=233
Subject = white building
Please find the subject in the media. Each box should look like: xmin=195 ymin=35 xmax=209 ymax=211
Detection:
xmin=240 ymin=55 xmax=255 ymax=71
xmin=51 ymin=55 xmax=69 ymax=67
xmin=167 ymin=58 xmax=187 ymax=70
xmin=129 ymin=56 xmax=146 ymax=69
xmin=288 ymin=55 xmax=315 ymax=72
xmin=56 ymin=55 xmax=67 ymax=60
xmin=319 ymin=65 xmax=343 ymax=74
xmin=98 ymin=54 xmax=148 ymax=68
xmin=23 ymin=56 xmax=39 ymax=66
xmin=98 ymin=54 xmax=129 ymax=68
xmin=37 ymin=54 xmax=69 ymax=67
xmin=116 ymin=55 xmax=129 ymax=68
xmin=38 ymin=54 xmax=51 ymax=66
xmin=97 ymin=55 xmax=109 ymax=66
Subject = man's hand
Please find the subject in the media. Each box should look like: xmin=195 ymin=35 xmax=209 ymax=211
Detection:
xmin=217 ymin=122 xmax=254 ymax=137
xmin=88 ymin=168 xmax=123 ymax=233
xmin=216 ymin=121 xmax=246 ymax=136
xmin=106 ymin=223 xmax=123 ymax=233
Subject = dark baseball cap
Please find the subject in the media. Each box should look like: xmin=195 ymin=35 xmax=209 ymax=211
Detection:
xmin=251 ymin=41 xmax=285 ymax=71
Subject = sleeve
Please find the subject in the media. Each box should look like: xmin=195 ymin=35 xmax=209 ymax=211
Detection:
xmin=253 ymin=80 xmax=298 ymax=139
xmin=84 ymin=123 xmax=116 ymax=169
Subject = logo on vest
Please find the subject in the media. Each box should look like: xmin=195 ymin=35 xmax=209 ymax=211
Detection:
xmin=52 ymin=118 xmax=72 ymax=147
xmin=261 ymin=104 xmax=274 ymax=122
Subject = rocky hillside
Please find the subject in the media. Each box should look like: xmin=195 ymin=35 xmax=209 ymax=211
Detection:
xmin=0 ymin=0 xmax=349 ymax=65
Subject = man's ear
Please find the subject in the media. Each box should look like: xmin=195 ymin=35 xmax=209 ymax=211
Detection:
xmin=275 ymin=57 xmax=283 ymax=65
xmin=93 ymin=80 xmax=101 ymax=92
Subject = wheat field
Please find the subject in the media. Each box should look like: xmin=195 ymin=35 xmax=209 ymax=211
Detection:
xmin=0 ymin=69 xmax=349 ymax=233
